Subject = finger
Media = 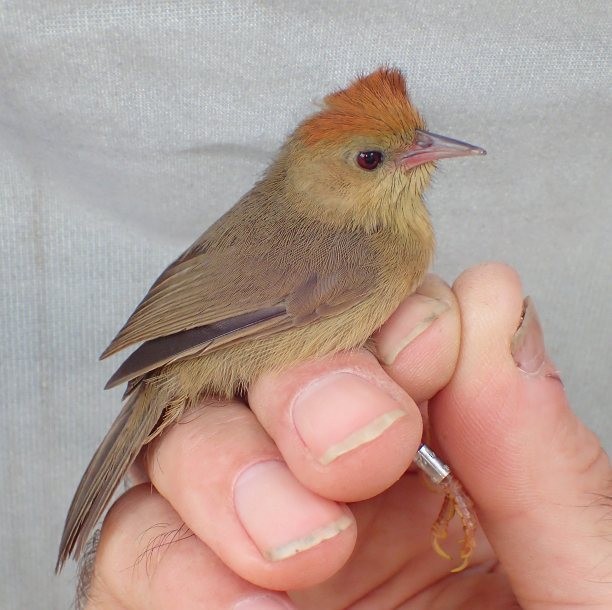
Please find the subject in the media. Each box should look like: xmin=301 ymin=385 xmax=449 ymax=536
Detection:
xmin=248 ymin=276 xmax=460 ymax=503
xmin=88 ymin=484 xmax=297 ymax=609
xmin=249 ymin=349 xmax=422 ymax=502
xmin=144 ymin=401 xmax=356 ymax=591
xmin=431 ymin=263 xmax=612 ymax=607
xmin=374 ymin=273 xmax=461 ymax=404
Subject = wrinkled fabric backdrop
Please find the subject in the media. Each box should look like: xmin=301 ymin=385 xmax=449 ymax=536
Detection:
xmin=1 ymin=1 xmax=610 ymax=608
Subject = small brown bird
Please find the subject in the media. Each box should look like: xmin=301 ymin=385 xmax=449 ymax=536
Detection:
xmin=57 ymin=67 xmax=485 ymax=572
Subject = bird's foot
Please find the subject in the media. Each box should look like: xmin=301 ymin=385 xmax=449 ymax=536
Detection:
xmin=431 ymin=474 xmax=477 ymax=573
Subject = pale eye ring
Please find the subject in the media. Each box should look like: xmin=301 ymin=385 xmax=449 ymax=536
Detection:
xmin=356 ymin=150 xmax=383 ymax=170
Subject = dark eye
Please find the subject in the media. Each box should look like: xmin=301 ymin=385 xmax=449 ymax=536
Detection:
xmin=356 ymin=150 xmax=383 ymax=170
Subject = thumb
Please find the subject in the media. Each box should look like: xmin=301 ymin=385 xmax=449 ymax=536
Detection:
xmin=431 ymin=263 xmax=612 ymax=608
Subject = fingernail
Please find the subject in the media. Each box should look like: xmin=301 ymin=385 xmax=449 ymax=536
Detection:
xmin=511 ymin=297 xmax=562 ymax=382
xmin=376 ymin=293 xmax=449 ymax=365
xmin=234 ymin=460 xmax=353 ymax=561
xmin=292 ymin=372 xmax=407 ymax=465
xmin=233 ymin=594 xmax=296 ymax=610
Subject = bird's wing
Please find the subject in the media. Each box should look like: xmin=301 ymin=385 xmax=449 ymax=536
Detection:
xmin=101 ymin=247 xmax=287 ymax=358
xmin=102 ymin=208 xmax=380 ymax=387
xmin=104 ymin=269 xmax=369 ymax=389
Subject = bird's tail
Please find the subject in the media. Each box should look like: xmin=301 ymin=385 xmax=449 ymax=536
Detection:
xmin=56 ymin=382 xmax=167 ymax=572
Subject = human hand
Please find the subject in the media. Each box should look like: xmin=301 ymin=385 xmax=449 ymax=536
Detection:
xmin=82 ymin=264 xmax=612 ymax=609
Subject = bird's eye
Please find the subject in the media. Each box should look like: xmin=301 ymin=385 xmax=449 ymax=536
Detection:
xmin=356 ymin=150 xmax=383 ymax=170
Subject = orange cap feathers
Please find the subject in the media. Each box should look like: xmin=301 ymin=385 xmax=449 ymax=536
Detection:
xmin=298 ymin=67 xmax=424 ymax=146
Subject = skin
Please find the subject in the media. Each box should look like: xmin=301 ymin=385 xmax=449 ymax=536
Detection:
xmin=80 ymin=264 xmax=612 ymax=609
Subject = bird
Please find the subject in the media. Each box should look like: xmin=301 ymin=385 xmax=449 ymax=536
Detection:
xmin=57 ymin=67 xmax=485 ymax=572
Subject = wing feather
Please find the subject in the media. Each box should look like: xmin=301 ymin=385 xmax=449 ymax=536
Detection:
xmin=101 ymin=189 xmax=382 ymax=385
xmin=105 ymin=305 xmax=289 ymax=388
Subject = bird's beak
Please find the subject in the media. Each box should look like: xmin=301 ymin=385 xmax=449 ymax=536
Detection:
xmin=400 ymin=129 xmax=486 ymax=169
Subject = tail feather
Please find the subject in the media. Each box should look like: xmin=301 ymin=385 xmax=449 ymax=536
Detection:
xmin=56 ymin=384 xmax=165 ymax=572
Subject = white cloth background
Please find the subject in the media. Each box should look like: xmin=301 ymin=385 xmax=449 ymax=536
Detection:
xmin=1 ymin=1 xmax=610 ymax=608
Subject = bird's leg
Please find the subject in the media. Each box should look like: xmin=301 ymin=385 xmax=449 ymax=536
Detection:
xmin=436 ymin=474 xmax=477 ymax=572
xmin=413 ymin=444 xmax=477 ymax=573
xmin=431 ymin=492 xmax=455 ymax=560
